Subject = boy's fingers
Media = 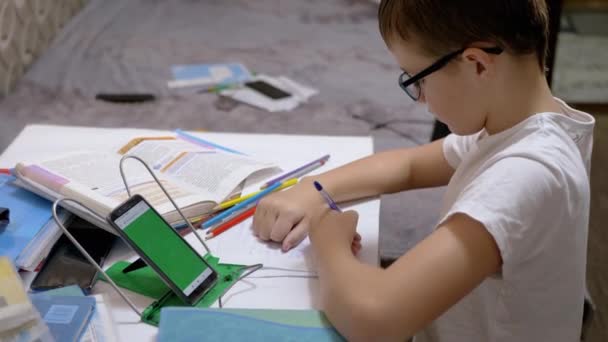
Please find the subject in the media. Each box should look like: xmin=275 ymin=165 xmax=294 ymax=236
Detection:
xmin=256 ymin=209 xmax=276 ymax=241
xmin=252 ymin=209 xmax=263 ymax=236
xmin=282 ymin=220 xmax=309 ymax=252
xmin=270 ymin=213 xmax=298 ymax=242
xmin=351 ymin=243 xmax=361 ymax=255
xmin=252 ymin=201 xmax=270 ymax=235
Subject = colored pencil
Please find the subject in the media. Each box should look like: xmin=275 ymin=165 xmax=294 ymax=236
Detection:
xmin=205 ymin=206 xmax=256 ymax=239
xmin=202 ymin=181 xmax=282 ymax=228
xmin=214 ymin=178 xmax=298 ymax=211
xmin=261 ymin=154 xmax=329 ymax=189
xmin=175 ymin=129 xmax=245 ymax=155
xmin=205 ymin=201 xmax=256 ymax=231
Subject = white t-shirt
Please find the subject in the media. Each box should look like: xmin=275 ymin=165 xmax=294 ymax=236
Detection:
xmin=415 ymin=99 xmax=595 ymax=342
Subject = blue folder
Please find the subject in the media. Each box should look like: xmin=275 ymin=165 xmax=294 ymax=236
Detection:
xmin=0 ymin=175 xmax=53 ymax=262
xmin=158 ymin=308 xmax=345 ymax=341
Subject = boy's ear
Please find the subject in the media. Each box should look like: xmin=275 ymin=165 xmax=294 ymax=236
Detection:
xmin=462 ymin=47 xmax=496 ymax=79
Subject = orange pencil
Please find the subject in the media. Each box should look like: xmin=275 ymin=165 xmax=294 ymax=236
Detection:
xmin=205 ymin=206 xmax=257 ymax=240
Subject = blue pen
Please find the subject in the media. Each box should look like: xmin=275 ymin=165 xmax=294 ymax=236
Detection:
xmin=313 ymin=181 xmax=342 ymax=212
xmin=202 ymin=181 xmax=283 ymax=228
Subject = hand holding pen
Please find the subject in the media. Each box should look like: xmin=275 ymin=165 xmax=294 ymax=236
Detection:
xmin=312 ymin=180 xmax=362 ymax=255
xmin=313 ymin=181 xmax=342 ymax=212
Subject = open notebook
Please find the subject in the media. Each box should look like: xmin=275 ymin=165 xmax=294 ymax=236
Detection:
xmin=13 ymin=135 xmax=279 ymax=234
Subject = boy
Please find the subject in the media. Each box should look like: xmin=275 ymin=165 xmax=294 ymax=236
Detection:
xmin=252 ymin=0 xmax=595 ymax=340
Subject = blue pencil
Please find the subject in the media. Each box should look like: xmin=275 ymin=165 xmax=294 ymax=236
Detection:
xmin=175 ymin=129 xmax=245 ymax=155
xmin=202 ymin=181 xmax=283 ymax=228
xmin=261 ymin=154 xmax=329 ymax=189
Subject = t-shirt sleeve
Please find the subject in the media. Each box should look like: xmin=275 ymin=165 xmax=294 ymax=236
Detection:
xmin=438 ymin=157 xmax=560 ymax=278
xmin=442 ymin=133 xmax=481 ymax=169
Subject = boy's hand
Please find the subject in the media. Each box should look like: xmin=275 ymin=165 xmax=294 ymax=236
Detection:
xmin=309 ymin=210 xmax=361 ymax=257
xmin=252 ymin=178 xmax=327 ymax=251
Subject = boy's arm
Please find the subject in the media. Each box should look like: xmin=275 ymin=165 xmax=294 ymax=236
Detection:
xmin=253 ymin=138 xmax=454 ymax=249
xmin=314 ymin=213 xmax=501 ymax=341
xmin=313 ymin=138 xmax=453 ymax=202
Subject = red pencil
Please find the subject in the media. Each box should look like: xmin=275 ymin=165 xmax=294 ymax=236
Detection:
xmin=0 ymin=169 xmax=11 ymax=175
xmin=205 ymin=206 xmax=256 ymax=239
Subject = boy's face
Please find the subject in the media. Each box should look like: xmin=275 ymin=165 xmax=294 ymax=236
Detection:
xmin=389 ymin=39 xmax=489 ymax=135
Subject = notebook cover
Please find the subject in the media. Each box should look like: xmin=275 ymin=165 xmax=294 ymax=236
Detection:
xmin=30 ymin=295 xmax=95 ymax=342
xmin=171 ymin=63 xmax=251 ymax=85
xmin=158 ymin=308 xmax=345 ymax=342
xmin=0 ymin=175 xmax=53 ymax=262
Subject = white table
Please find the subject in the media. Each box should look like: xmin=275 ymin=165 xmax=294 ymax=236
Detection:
xmin=0 ymin=125 xmax=379 ymax=341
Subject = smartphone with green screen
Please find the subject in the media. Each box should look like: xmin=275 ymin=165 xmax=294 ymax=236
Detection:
xmin=107 ymin=194 xmax=217 ymax=305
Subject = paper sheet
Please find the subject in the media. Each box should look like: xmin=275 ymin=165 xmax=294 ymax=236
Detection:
xmin=221 ymin=74 xmax=318 ymax=112
xmin=205 ymin=219 xmax=316 ymax=272
xmin=80 ymin=295 xmax=119 ymax=342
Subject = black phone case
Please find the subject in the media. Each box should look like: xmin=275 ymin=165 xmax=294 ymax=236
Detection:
xmin=245 ymin=81 xmax=292 ymax=99
xmin=95 ymin=93 xmax=156 ymax=103
xmin=30 ymin=217 xmax=116 ymax=293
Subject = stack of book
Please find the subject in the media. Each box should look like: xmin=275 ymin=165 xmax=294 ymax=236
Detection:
xmin=0 ymin=257 xmax=53 ymax=342
xmin=0 ymin=173 xmax=72 ymax=271
xmin=30 ymin=285 xmax=118 ymax=342
xmin=0 ymin=258 xmax=102 ymax=342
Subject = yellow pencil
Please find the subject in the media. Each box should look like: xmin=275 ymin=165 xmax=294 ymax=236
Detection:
xmin=214 ymin=178 xmax=298 ymax=211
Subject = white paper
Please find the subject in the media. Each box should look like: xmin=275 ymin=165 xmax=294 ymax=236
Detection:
xmin=163 ymin=151 xmax=278 ymax=200
xmin=221 ymin=74 xmax=318 ymax=112
xmin=205 ymin=219 xmax=315 ymax=271
xmin=80 ymin=295 xmax=119 ymax=342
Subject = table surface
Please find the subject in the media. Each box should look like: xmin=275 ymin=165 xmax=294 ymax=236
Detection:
xmin=1 ymin=124 xmax=379 ymax=341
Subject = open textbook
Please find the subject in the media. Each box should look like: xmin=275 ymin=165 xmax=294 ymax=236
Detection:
xmin=13 ymin=136 xmax=279 ymax=234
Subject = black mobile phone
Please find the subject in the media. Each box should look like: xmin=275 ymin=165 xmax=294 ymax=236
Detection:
xmin=245 ymin=80 xmax=292 ymax=100
xmin=107 ymin=194 xmax=218 ymax=305
xmin=31 ymin=217 xmax=116 ymax=293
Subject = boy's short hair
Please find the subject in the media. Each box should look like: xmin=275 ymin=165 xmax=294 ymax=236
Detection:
xmin=378 ymin=0 xmax=550 ymax=68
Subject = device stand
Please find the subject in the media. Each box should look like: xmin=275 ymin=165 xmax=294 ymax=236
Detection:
xmin=51 ymin=196 xmax=262 ymax=326
xmin=104 ymin=256 xmax=251 ymax=326
xmin=51 ymin=198 xmax=143 ymax=318
xmin=48 ymin=154 xmax=263 ymax=325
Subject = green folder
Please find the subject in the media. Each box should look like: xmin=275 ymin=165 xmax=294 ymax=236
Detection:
xmin=102 ymin=254 xmax=246 ymax=326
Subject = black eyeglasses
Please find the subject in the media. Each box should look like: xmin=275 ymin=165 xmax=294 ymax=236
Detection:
xmin=399 ymin=47 xmax=503 ymax=101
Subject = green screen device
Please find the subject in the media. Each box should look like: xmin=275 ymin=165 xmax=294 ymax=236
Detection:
xmin=107 ymin=194 xmax=217 ymax=305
